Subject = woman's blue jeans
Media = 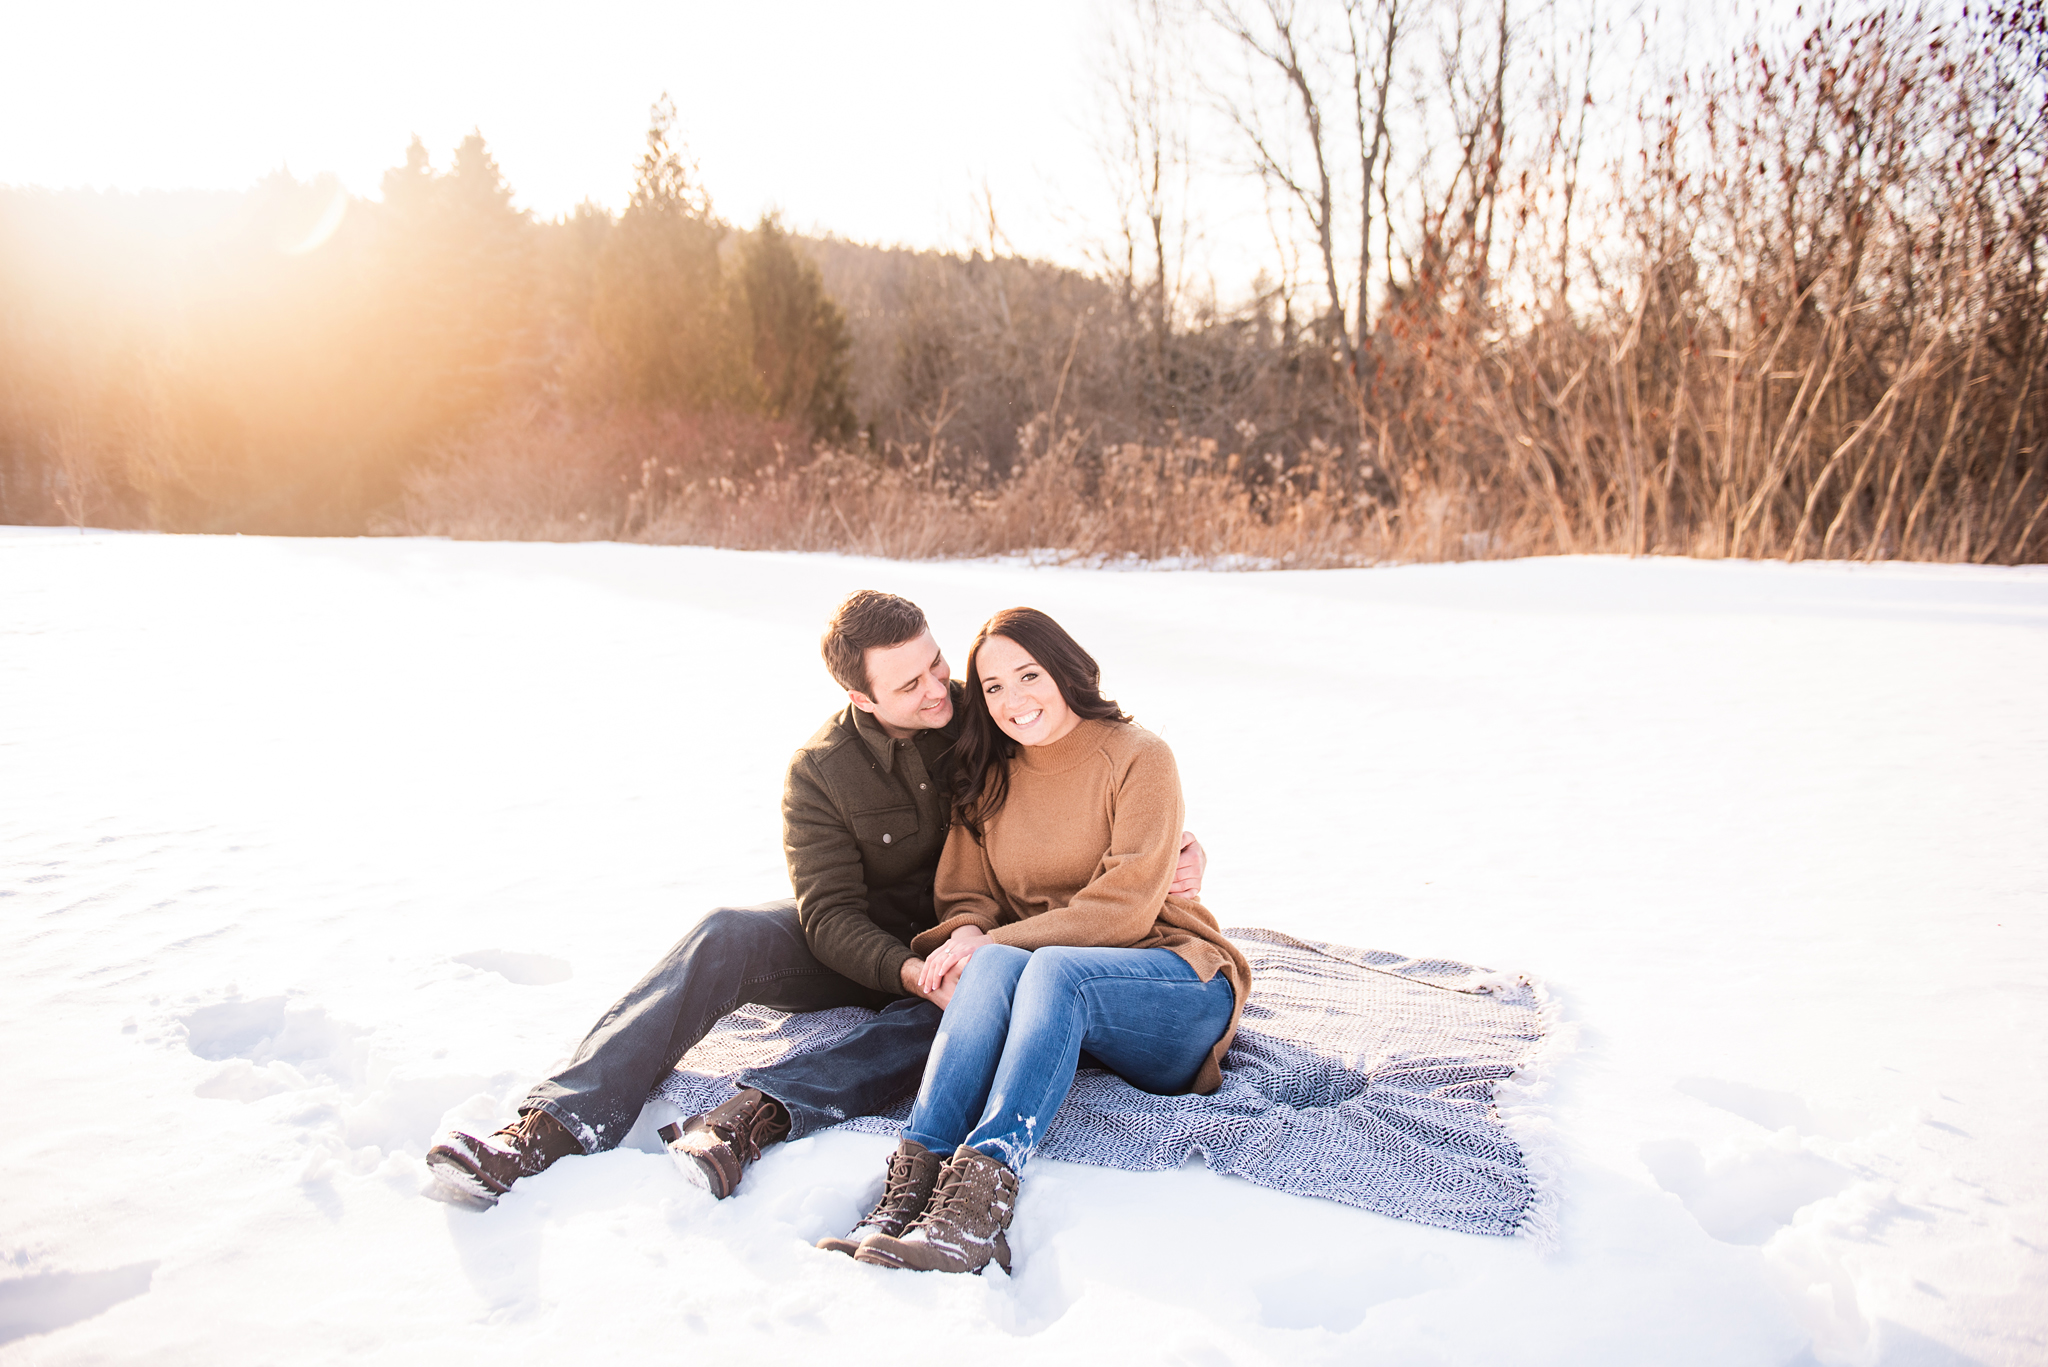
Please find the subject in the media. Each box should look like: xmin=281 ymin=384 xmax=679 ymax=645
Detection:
xmin=903 ymin=944 xmax=1235 ymax=1172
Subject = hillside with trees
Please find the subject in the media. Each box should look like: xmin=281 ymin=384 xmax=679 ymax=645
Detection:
xmin=2 ymin=0 xmax=2042 ymax=564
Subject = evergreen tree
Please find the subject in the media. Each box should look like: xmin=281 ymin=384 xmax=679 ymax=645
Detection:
xmin=441 ymin=130 xmax=536 ymax=379
xmin=373 ymin=130 xmax=536 ymax=430
xmin=379 ymin=136 xmax=434 ymax=217
xmin=740 ymin=213 xmax=857 ymax=442
xmin=590 ymin=96 xmax=746 ymax=409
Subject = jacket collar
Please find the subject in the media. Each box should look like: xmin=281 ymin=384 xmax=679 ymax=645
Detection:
xmin=850 ymin=699 xmax=906 ymax=771
xmin=847 ymin=679 xmax=966 ymax=773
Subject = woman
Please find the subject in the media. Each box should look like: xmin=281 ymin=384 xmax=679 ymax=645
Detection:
xmin=816 ymin=607 xmax=1251 ymax=1274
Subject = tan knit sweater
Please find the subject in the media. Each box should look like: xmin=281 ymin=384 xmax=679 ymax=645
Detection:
xmin=911 ymin=717 xmax=1250 ymax=1094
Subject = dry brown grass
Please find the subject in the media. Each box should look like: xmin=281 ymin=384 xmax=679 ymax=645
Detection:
xmin=390 ymin=409 xmax=1442 ymax=566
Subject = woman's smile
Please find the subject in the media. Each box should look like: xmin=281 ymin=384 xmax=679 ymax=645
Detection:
xmin=977 ymin=635 xmax=1079 ymax=747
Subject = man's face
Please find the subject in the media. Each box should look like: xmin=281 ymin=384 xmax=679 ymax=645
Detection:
xmin=850 ymin=630 xmax=954 ymax=738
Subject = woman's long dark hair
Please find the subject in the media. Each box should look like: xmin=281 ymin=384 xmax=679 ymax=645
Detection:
xmin=950 ymin=607 xmax=1130 ymax=838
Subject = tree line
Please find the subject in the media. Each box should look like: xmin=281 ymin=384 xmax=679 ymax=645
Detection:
xmin=3 ymin=0 xmax=2043 ymax=564
xmin=0 ymin=98 xmax=852 ymax=536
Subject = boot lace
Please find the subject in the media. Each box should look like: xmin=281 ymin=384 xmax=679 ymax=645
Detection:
xmin=856 ymin=1148 xmax=932 ymax=1233
xmin=905 ymin=1156 xmax=1005 ymax=1239
xmin=708 ymin=1094 xmax=786 ymax=1163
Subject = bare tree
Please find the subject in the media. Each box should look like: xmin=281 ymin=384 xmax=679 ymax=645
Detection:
xmin=1348 ymin=0 xmax=1402 ymax=366
xmin=1208 ymin=0 xmax=1356 ymax=377
xmin=1411 ymin=0 xmax=1510 ymax=307
xmin=1203 ymin=0 xmax=1406 ymax=395
xmin=1100 ymin=0 xmax=1197 ymax=381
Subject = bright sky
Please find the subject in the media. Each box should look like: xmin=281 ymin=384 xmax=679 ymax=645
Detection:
xmin=4 ymin=1 xmax=1792 ymax=292
xmin=2 ymin=1 xmax=1116 ymax=264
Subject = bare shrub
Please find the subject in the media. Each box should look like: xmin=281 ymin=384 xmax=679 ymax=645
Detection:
xmin=1426 ymin=2 xmax=2048 ymax=564
xmin=389 ymin=407 xmax=803 ymax=541
xmin=395 ymin=404 xmax=1482 ymax=567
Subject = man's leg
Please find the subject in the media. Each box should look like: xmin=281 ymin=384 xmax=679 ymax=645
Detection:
xmin=735 ymin=994 xmax=944 ymax=1140
xmin=656 ymin=925 xmax=948 ymax=1198
xmin=523 ymin=899 xmax=885 ymax=1153
xmin=428 ymin=899 xmax=881 ymax=1205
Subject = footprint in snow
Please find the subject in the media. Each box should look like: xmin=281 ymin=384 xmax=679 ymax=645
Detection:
xmin=453 ymin=950 xmax=572 ymax=985
xmin=0 ymin=1262 xmax=158 ymax=1346
xmin=178 ymin=994 xmax=508 ymax=1155
xmin=1676 ymin=1076 xmax=1818 ymax=1134
xmin=1643 ymin=1076 xmax=1857 ymax=1245
xmin=180 ymin=995 xmax=364 ymax=1101
xmin=1639 ymin=1137 xmax=1851 ymax=1244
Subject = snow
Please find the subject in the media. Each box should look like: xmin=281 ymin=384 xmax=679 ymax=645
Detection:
xmin=2 ymin=528 xmax=2043 ymax=1365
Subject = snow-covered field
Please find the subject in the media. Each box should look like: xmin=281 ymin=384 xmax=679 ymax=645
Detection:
xmin=2 ymin=529 xmax=2043 ymax=1366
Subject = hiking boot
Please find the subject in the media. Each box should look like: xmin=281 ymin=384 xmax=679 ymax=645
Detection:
xmin=425 ymin=1108 xmax=581 ymax=1208
xmin=853 ymin=1145 xmax=1018 ymax=1274
xmin=816 ymin=1139 xmax=943 ymax=1257
xmin=658 ymin=1087 xmax=790 ymax=1199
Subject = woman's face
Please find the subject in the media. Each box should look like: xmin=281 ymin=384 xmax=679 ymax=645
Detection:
xmin=975 ymin=633 xmax=1080 ymax=748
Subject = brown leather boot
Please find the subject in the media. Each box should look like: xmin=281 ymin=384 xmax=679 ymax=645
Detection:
xmin=658 ymin=1088 xmax=790 ymax=1199
xmin=853 ymin=1145 xmax=1018 ymax=1274
xmin=425 ymin=1108 xmax=582 ymax=1208
xmin=816 ymin=1139 xmax=943 ymax=1257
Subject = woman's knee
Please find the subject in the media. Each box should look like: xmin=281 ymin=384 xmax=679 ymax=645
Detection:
xmin=1015 ymin=945 xmax=1097 ymax=992
xmin=1007 ymin=947 xmax=1108 ymax=1023
xmin=933 ymin=944 xmax=1031 ymax=1038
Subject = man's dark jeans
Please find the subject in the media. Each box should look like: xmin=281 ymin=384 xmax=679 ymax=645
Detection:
xmin=522 ymin=900 xmax=941 ymax=1153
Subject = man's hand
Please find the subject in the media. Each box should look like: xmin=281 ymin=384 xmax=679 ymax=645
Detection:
xmin=928 ymin=959 xmax=962 ymax=1009
xmin=900 ymin=954 xmax=963 ymax=1009
xmin=1170 ymin=830 xmax=1208 ymax=899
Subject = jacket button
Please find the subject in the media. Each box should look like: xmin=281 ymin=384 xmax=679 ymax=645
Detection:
xmin=882 ymin=833 xmax=891 ymax=844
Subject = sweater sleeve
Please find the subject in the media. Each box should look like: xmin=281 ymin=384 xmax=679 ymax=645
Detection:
xmin=911 ymin=825 xmax=1008 ymax=955
xmin=982 ymin=736 xmax=1185 ymax=952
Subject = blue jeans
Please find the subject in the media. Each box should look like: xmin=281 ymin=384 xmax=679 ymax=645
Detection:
xmin=523 ymin=901 xmax=941 ymax=1152
xmin=902 ymin=944 xmax=1236 ymax=1172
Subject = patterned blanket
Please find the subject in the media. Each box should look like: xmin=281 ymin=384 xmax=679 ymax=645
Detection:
xmin=652 ymin=927 xmax=1559 ymax=1241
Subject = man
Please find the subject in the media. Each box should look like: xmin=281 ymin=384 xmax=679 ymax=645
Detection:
xmin=426 ymin=590 xmax=1203 ymax=1206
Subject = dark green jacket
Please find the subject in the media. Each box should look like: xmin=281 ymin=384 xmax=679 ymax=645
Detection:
xmin=781 ymin=680 xmax=965 ymax=994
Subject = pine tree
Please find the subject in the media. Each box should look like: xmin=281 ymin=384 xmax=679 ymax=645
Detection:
xmin=590 ymin=96 xmax=747 ymax=409
xmin=739 ymin=213 xmax=856 ymax=442
xmin=373 ymin=130 xmax=536 ymax=428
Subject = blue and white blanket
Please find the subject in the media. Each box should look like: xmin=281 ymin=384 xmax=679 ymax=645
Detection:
xmin=653 ymin=927 xmax=1558 ymax=1242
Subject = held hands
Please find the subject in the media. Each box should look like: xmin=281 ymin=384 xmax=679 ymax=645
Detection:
xmin=902 ymin=833 xmax=1204 ymax=1008
xmin=899 ymin=942 xmax=974 ymax=1009
xmin=927 ymin=958 xmax=963 ymax=1009
xmin=918 ymin=925 xmax=990 ymax=1000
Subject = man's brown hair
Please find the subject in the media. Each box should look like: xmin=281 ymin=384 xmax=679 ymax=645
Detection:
xmin=821 ymin=590 xmax=929 ymax=697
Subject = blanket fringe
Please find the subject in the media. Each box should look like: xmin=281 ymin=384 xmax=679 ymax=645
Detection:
xmin=1491 ymin=972 xmax=1574 ymax=1253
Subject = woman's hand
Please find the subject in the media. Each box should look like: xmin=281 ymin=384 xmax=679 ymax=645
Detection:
xmin=919 ymin=924 xmax=991 ymax=997
xmin=1169 ymin=831 xmax=1207 ymax=899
